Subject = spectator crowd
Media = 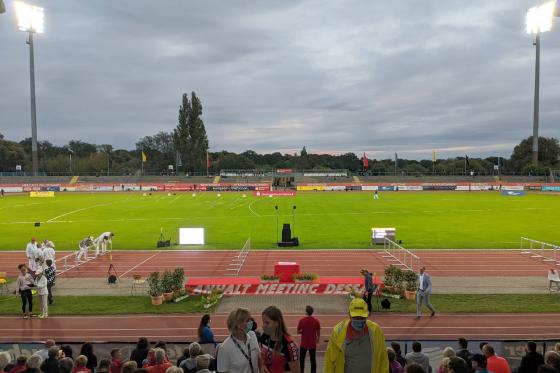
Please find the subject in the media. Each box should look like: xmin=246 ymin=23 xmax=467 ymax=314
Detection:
xmin=1 ymin=299 xmax=560 ymax=373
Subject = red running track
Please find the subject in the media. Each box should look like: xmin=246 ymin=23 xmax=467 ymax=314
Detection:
xmin=0 ymin=249 xmax=553 ymax=278
xmin=1 ymin=313 xmax=560 ymax=344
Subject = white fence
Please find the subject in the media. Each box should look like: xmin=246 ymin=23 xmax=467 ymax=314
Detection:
xmin=520 ymin=237 xmax=560 ymax=265
xmin=382 ymin=238 xmax=421 ymax=272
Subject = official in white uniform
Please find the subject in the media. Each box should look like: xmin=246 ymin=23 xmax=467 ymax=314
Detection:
xmin=76 ymin=236 xmax=94 ymax=262
xmin=95 ymin=232 xmax=114 ymax=256
xmin=42 ymin=240 xmax=56 ymax=268
xmin=25 ymin=238 xmax=38 ymax=272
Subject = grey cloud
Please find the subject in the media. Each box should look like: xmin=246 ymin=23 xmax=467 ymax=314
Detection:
xmin=1 ymin=0 xmax=559 ymax=160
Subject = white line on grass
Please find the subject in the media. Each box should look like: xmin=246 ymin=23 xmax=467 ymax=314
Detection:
xmin=248 ymin=199 xmax=262 ymax=217
xmin=46 ymin=203 xmax=113 ymax=223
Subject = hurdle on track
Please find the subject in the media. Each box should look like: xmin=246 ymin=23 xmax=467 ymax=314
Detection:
xmin=520 ymin=237 xmax=560 ymax=265
xmin=382 ymin=238 xmax=421 ymax=272
xmin=225 ymin=238 xmax=251 ymax=277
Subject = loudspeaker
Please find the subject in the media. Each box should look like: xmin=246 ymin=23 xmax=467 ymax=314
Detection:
xmin=107 ymin=275 xmax=117 ymax=284
xmin=34 ymin=222 xmax=40 ymax=227
xmin=282 ymin=224 xmax=291 ymax=242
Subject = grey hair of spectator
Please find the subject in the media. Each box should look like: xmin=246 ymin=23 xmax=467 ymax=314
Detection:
xmin=48 ymin=346 xmax=60 ymax=358
xmin=188 ymin=342 xmax=201 ymax=358
xmin=165 ymin=367 xmax=183 ymax=373
xmin=405 ymin=363 xmax=426 ymax=373
xmin=26 ymin=355 xmax=43 ymax=369
xmin=45 ymin=340 xmax=56 ymax=349
xmin=0 ymin=352 xmax=10 ymax=371
xmin=59 ymin=357 xmax=74 ymax=373
xmin=154 ymin=348 xmax=165 ymax=365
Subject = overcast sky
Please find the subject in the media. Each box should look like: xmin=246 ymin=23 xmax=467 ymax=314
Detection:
xmin=1 ymin=0 xmax=560 ymax=160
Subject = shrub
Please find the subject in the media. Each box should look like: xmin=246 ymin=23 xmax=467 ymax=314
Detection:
xmin=293 ymin=273 xmax=318 ymax=281
xmin=147 ymin=272 xmax=162 ymax=297
xmin=260 ymin=274 xmax=280 ymax=281
xmin=161 ymin=270 xmax=174 ymax=293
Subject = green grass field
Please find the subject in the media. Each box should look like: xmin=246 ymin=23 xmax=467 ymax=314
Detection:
xmin=0 ymin=191 xmax=558 ymax=251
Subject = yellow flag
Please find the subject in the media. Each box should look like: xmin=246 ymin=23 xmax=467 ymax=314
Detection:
xmin=432 ymin=150 xmax=436 ymax=162
xmin=141 ymin=151 xmax=147 ymax=163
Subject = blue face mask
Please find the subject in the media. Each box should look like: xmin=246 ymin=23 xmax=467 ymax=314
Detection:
xmin=351 ymin=319 xmax=366 ymax=330
xmin=245 ymin=321 xmax=254 ymax=333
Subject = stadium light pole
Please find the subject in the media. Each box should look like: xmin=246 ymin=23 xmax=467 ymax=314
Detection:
xmin=526 ymin=1 xmax=556 ymax=167
xmin=14 ymin=1 xmax=44 ymax=176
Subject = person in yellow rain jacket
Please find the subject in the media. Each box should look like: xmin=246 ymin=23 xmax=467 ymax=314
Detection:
xmin=324 ymin=298 xmax=389 ymax=373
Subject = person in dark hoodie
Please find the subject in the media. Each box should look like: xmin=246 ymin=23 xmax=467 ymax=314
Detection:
xmin=40 ymin=346 xmax=60 ymax=373
xmin=130 ymin=338 xmax=150 ymax=368
xmin=518 ymin=341 xmax=544 ymax=373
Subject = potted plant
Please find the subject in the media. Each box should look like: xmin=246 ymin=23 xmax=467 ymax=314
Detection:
xmin=161 ymin=270 xmax=174 ymax=301
xmin=172 ymin=267 xmax=185 ymax=295
xmin=403 ymin=270 xmax=418 ymax=300
xmin=260 ymin=274 xmax=280 ymax=283
xmin=384 ymin=265 xmax=404 ymax=293
xmin=147 ymin=271 xmax=163 ymax=305
xmin=293 ymin=273 xmax=318 ymax=283
xmin=201 ymin=288 xmax=223 ymax=309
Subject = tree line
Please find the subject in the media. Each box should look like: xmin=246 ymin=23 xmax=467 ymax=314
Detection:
xmin=0 ymin=92 xmax=558 ymax=175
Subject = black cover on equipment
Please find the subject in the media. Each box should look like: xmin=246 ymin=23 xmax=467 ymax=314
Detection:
xmin=282 ymin=223 xmax=291 ymax=242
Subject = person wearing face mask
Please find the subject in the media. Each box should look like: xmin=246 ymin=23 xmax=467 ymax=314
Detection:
xmin=324 ymin=298 xmax=389 ymax=373
xmin=217 ymin=308 xmax=262 ymax=373
xmin=260 ymin=306 xmax=300 ymax=373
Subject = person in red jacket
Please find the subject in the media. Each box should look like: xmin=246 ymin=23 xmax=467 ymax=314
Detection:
xmin=297 ymin=305 xmax=321 ymax=373
xmin=146 ymin=349 xmax=171 ymax=373
xmin=483 ymin=345 xmax=511 ymax=373
xmin=8 ymin=356 xmax=27 ymax=373
xmin=109 ymin=349 xmax=123 ymax=373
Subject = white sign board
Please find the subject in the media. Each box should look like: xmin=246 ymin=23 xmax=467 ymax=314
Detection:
xmin=179 ymin=228 xmax=205 ymax=245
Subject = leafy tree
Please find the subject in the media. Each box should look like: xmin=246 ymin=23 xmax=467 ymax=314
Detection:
xmin=511 ymin=136 xmax=559 ymax=171
xmin=0 ymin=139 xmax=28 ymax=171
xmin=173 ymin=92 xmax=209 ymax=172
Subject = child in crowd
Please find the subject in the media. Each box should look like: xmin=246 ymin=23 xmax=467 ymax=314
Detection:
xmin=44 ymin=259 xmax=56 ymax=305
xmin=110 ymin=349 xmax=123 ymax=373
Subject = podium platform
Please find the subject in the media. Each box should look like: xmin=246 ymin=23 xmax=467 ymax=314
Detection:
xmin=274 ymin=261 xmax=300 ymax=282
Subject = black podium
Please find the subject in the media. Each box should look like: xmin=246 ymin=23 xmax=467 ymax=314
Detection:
xmin=278 ymin=223 xmax=299 ymax=247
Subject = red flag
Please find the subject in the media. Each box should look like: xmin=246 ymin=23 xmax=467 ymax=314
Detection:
xmin=206 ymin=152 xmax=211 ymax=168
xmin=363 ymin=153 xmax=369 ymax=168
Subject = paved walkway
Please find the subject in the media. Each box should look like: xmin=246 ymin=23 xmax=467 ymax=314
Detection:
xmin=5 ymin=276 xmax=549 ymax=297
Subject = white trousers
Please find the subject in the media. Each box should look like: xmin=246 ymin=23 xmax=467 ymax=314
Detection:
xmin=96 ymin=242 xmax=107 ymax=255
xmin=39 ymin=294 xmax=48 ymax=316
xmin=76 ymin=246 xmax=88 ymax=261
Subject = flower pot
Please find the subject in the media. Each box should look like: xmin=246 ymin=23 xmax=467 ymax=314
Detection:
xmin=151 ymin=295 xmax=164 ymax=305
xmin=261 ymin=279 xmax=280 ymax=283
xmin=163 ymin=292 xmax=174 ymax=302
xmin=404 ymin=290 xmax=416 ymax=300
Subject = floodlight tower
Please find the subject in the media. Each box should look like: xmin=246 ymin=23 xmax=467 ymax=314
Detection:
xmin=526 ymin=1 xmax=556 ymax=167
xmin=14 ymin=1 xmax=44 ymax=176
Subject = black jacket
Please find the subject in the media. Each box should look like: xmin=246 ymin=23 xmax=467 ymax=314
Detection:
xmin=518 ymin=351 xmax=545 ymax=373
xmin=40 ymin=357 xmax=60 ymax=373
xmin=130 ymin=348 xmax=148 ymax=368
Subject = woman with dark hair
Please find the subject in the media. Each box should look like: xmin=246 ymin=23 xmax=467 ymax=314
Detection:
xmin=198 ymin=314 xmax=215 ymax=345
xmin=261 ymin=305 xmax=300 ymax=373
xmin=130 ymin=338 xmax=149 ymax=368
xmin=60 ymin=346 xmax=73 ymax=360
xmin=15 ymin=264 xmax=34 ymax=319
xmin=80 ymin=343 xmax=98 ymax=373
xmin=249 ymin=317 xmax=262 ymax=343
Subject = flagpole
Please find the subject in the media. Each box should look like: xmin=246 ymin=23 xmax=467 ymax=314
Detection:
xmin=206 ymin=150 xmax=209 ymax=177
xmin=141 ymin=148 xmax=144 ymax=175
xmin=464 ymin=156 xmax=467 ymax=176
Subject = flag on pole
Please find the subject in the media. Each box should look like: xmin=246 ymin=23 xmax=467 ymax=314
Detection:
xmin=362 ymin=153 xmax=369 ymax=169
xmin=141 ymin=151 xmax=147 ymax=163
xmin=207 ymin=151 xmax=212 ymax=169
xmin=465 ymin=155 xmax=470 ymax=167
xmin=432 ymin=150 xmax=436 ymax=163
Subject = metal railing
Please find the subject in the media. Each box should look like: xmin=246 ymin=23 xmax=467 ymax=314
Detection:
xmin=382 ymin=238 xmax=421 ymax=272
xmin=520 ymin=237 xmax=560 ymax=265
xmin=225 ymin=238 xmax=251 ymax=277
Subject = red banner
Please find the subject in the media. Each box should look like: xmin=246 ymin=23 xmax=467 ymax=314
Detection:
xmin=252 ymin=191 xmax=296 ymax=197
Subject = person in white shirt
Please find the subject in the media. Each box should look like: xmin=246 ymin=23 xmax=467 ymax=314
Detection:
xmin=415 ymin=266 xmax=436 ymax=319
xmin=42 ymin=240 xmax=56 ymax=267
xmin=76 ymin=236 xmax=94 ymax=262
xmin=34 ymin=269 xmax=49 ymax=318
xmin=94 ymin=232 xmax=114 ymax=256
xmin=217 ymin=308 xmax=262 ymax=373
xmin=25 ymin=238 xmax=38 ymax=273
